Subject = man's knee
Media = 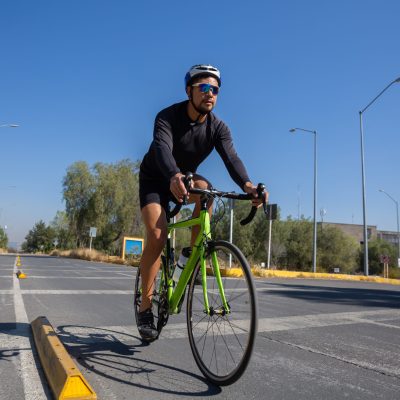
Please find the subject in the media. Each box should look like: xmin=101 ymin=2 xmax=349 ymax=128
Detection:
xmin=191 ymin=175 xmax=213 ymax=210
xmin=193 ymin=174 xmax=212 ymax=190
xmin=146 ymin=228 xmax=167 ymax=249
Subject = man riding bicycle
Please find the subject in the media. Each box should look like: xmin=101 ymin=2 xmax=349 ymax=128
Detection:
xmin=137 ymin=64 xmax=269 ymax=341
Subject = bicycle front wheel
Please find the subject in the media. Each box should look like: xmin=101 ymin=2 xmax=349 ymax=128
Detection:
xmin=186 ymin=240 xmax=258 ymax=385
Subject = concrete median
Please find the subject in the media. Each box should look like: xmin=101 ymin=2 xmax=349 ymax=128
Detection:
xmin=31 ymin=316 xmax=97 ymax=400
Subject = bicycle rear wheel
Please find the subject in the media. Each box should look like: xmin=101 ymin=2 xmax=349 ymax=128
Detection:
xmin=186 ymin=240 xmax=258 ymax=385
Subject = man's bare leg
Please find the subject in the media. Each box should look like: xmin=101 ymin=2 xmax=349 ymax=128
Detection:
xmin=189 ymin=175 xmax=213 ymax=246
xmin=139 ymin=203 xmax=167 ymax=312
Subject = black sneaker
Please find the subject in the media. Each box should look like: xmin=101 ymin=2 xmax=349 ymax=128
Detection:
xmin=137 ymin=308 xmax=159 ymax=342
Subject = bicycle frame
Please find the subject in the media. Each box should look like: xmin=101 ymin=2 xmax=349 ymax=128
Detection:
xmin=135 ymin=177 xmax=264 ymax=385
xmin=164 ymin=205 xmax=229 ymax=315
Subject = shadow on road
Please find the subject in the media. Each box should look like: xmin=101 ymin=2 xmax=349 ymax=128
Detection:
xmin=0 ymin=348 xmax=20 ymax=361
xmin=261 ymin=282 xmax=400 ymax=308
xmin=0 ymin=322 xmax=53 ymax=399
xmin=57 ymin=324 xmax=222 ymax=397
xmin=0 ymin=322 xmax=30 ymax=361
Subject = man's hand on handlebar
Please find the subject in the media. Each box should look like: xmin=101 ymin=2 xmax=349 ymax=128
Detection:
xmin=170 ymin=172 xmax=187 ymax=203
xmin=243 ymin=181 xmax=269 ymax=207
xmin=170 ymin=172 xmax=193 ymax=203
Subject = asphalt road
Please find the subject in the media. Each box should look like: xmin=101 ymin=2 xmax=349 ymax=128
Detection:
xmin=1 ymin=254 xmax=400 ymax=400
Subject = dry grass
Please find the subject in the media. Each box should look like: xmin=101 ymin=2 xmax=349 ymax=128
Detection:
xmin=0 ymin=248 xmax=8 ymax=254
xmin=50 ymin=248 xmax=140 ymax=267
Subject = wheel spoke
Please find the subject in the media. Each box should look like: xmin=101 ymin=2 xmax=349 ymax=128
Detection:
xmin=187 ymin=241 xmax=257 ymax=384
xmin=214 ymin=317 xmax=237 ymax=364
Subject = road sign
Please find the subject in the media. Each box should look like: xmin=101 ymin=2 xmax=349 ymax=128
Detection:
xmin=266 ymin=204 xmax=278 ymax=221
xmin=122 ymin=237 xmax=144 ymax=259
xmin=89 ymin=227 xmax=97 ymax=238
xmin=380 ymin=254 xmax=390 ymax=264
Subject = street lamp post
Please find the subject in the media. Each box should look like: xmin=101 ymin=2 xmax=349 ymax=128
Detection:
xmin=290 ymin=127 xmax=317 ymax=273
xmin=359 ymin=77 xmax=400 ymax=276
xmin=379 ymin=189 xmax=400 ymax=266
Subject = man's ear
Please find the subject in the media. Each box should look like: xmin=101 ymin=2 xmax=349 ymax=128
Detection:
xmin=186 ymin=86 xmax=192 ymax=100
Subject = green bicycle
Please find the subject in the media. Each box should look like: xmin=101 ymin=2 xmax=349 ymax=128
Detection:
xmin=134 ymin=173 xmax=271 ymax=385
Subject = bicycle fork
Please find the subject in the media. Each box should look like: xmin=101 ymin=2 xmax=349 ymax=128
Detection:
xmin=201 ymin=243 xmax=231 ymax=316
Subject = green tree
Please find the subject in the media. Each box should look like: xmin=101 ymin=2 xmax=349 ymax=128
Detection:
xmin=212 ymin=201 xmax=286 ymax=265
xmin=364 ymin=238 xmax=397 ymax=275
xmin=229 ymin=201 xmax=258 ymax=258
xmin=22 ymin=220 xmax=56 ymax=253
xmin=50 ymin=211 xmax=75 ymax=249
xmin=62 ymin=159 xmax=144 ymax=253
xmin=89 ymin=160 xmax=141 ymax=253
xmin=283 ymin=217 xmax=313 ymax=270
xmin=211 ymin=199 xmax=264 ymax=261
xmin=268 ymin=218 xmax=291 ymax=267
xmin=63 ymin=161 xmax=95 ymax=247
xmin=251 ymin=206 xmax=284 ymax=264
xmin=0 ymin=226 xmax=8 ymax=249
xmin=318 ymin=226 xmax=359 ymax=273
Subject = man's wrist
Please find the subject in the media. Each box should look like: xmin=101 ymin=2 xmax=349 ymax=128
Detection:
xmin=170 ymin=172 xmax=183 ymax=181
xmin=243 ymin=181 xmax=253 ymax=192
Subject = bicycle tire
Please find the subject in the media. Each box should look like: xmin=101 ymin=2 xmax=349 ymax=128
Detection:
xmin=186 ymin=240 xmax=258 ymax=385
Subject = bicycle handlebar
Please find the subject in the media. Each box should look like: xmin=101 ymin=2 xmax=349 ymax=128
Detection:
xmin=168 ymin=172 xmax=269 ymax=225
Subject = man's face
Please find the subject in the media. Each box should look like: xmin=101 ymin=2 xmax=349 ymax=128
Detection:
xmin=187 ymin=76 xmax=219 ymax=114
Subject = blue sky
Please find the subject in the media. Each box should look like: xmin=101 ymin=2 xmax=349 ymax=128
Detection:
xmin=1 ymin=1 xmax=399 ymax=246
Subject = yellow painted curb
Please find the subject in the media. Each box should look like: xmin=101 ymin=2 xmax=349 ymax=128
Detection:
xmin=251 ymin=269 xmax=400 ymax=285
xmin=214 ymin=267 xmax=400 ymax=285
xmin=31 ymin=316 xmax=97 ymax=400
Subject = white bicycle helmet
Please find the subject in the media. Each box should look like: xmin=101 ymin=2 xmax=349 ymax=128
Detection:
xmin=184 ymin=64 xmax=221 ymax=88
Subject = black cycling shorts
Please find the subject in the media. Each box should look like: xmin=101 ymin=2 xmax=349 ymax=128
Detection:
xmin=139 ymin=178 xmax=177 ymax=210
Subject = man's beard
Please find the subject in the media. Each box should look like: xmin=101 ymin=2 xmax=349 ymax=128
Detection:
xmin=193 ymin=100 xmax=214 ymax=115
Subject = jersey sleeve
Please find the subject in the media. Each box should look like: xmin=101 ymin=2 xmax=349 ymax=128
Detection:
xmin=153 ymin=113 xmax=180 ymax=181
xmin=215 ymin=122 xmax=250 ymax=190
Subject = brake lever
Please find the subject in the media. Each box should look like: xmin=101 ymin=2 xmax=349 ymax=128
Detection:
xmin=182 ymin=172 xmax=193 ymax=205
xmin=257 ymin=183 xmax=269 ymax=217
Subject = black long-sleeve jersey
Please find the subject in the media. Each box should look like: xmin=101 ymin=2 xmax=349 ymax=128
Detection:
xmin=140 ymin=101 xmax=250 ymax=189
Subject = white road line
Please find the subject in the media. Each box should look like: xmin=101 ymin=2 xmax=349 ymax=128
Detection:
xmin=0 ymin=287 xmax=293 ymax=296
xmin=2 ymin=290 xmax=132 ymax=295
xmin=116 ymin=272 xmax=135 ymax=277
xmin=57 ymin=309 xmax=400 ymax=343
xmin=6 ymin=276 xmax=134 ymax=279
xmin=9 ymin=268 xmax=129 ymax=273
xmin=20 ymin=290 xmax=133 ymax=295
xmin=12 ymin=257 xmax=47 ymax=399
xmin=257 ymin=309 xmax=400 ymax=332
